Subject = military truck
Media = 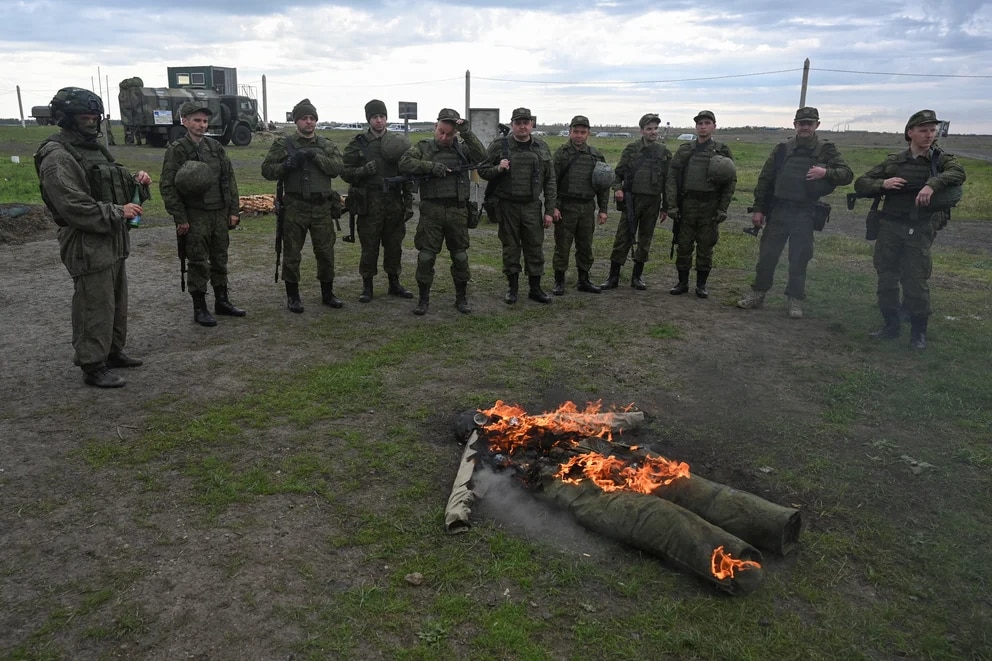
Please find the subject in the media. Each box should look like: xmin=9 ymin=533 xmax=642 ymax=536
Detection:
xmin=30 ymin=106 xmax=54 ymax=126
xmin=118 ymin=72 xmax=261 ymax=147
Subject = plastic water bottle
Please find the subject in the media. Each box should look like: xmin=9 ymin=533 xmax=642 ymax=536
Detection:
xmin=127 ymin=187 xmax=142 ymax=228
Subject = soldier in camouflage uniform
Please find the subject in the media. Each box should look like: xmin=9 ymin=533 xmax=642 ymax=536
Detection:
xmin=35 ymin=87 xmax=151 ymax=388
xmin=262 ymin=99 xmax=345 ymax=313
xmin=552 ymin=115 xmax=610 ymax=296
xmin=160 ymin=101 xmax=245 ymax=327
xmin=341 ymin=99 xmax=414 ymax=303
xmin=601 ymin=113 xmax=671 ymax=291
xmin=665 ymin=110 xmax=736 ymax=298
xmin=479 ymin=107 xmax=557 ymax=304
xmin=398 ymin=108 xmax=486 ymax=315
xmin=854 ymin=109 xmax=966 ymax=350
xmin=737 ymin=107 xmax=852 ymax=319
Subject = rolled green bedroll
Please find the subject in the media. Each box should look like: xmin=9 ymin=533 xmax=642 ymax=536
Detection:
xmin=540 ymin=477 xmax=763 ymax=595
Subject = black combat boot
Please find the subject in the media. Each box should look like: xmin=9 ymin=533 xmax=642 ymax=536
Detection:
xmin=214 ymin=286 xmax=246 ymax=316
xmin=577 ymin=270 xmax=601 ymax=294
xmin=909 ymin=314 xmax=928 ymax=351
xmin=869 ymin=310 xmax=901 ymax=339
xmin=359 ymin=277 xmax=374 ymax=303
xmin=600 ymin=262 xmax=622 ymax=290
xmin=695 ymin=270 xmax=710 ymax=298
xmin=413 ymin=282 xmax=430 ymax=315
xmin=552 ymin=270 xmax=566 ymax=296
xmin=107 ymin=352 xmax=143 ymax=368
xmin=387 ymin=273 xmax=414 ymax=298
xmin=285 ymin=281 xmax=304 ymax=313
xmin=192 ymin=292 xmax=217 ymax=327
xmin=454 ymin=281 xmax=471 ymax=314
xmin=504 ymin=273 xmax=519 ymax=305
xmin=631 ymin=261 xmax=647 ymax=290
xmin=82 ymin=363 xmax=126 ymax=388
xmin=320 ymin=281 xmax=343 ymax=309
xmin=670 ymin=269 xmax=690 ymax=295
xmin=528 ymin=275 xmax=552 ymax=304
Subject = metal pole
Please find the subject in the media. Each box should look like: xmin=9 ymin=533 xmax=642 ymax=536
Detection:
xmin=799 ymin=58 xmax=810 ymax=108
xmin=465 ymin=70 xmax=470 ymax=122
xmin=262 ymin=74 xmax=268 ymax=124
xmin=16 ymin=85 xmax=25 ymax=128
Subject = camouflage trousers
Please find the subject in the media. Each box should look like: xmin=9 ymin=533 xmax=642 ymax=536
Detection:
xmin=187 ymin=208 xmax=231 ymax=294
xmin=358 ymin=191 xmax=407 ymax=278
xmin=609 ymin=193 xmax=661 ymax=264
xmin=496 ymin=198 xmax=545 ymax=276
xmin=873 ymin=215 xmax=937 ymax=317
xmin=751 ymin=201 xmax=815 ymax=300
xmin=675 ymin=195 xmax=722 ymax=272
xmin=414 ymin=198 xmax=471 ymax=287
xmin=552 ymin=198 xmax=596 ymax=273
xmin=281 ymin=195 xmax=338 ymax=284
xmin=71 ymin=259 xmax=127 ymax=367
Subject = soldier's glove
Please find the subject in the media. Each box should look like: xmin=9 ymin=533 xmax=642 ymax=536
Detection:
xmin=403 ymin=208 xmax=415 ymax=222
xmin=283 ymin=152 xmax=304 ymax=171
xmin=301 ymin=149 xmax=317 ymax=160
xmin=431 ymin=162 xmax=448 ymax=177
xmin=362 ymin=161 xmax=378 ymax=176
xmin=715 ymin=210 xmax=727 ymax=224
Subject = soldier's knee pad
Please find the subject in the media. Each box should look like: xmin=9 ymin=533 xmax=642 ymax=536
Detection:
xmin=452 ymin=250 xmax=468 ymax=266
xmin=418 ymin=249 xmax=437 ymax=266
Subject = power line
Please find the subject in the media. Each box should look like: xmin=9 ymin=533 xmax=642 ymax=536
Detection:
xmin=474 ymin=69 xmax=802 ymax=86
xmin=253 ymin=76 xmax=463 ymax=89
xmin=812 ymin=67 xmax=992 ymax=79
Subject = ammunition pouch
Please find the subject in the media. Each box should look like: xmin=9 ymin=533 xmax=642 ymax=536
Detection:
xmin=466 ymin=200 xmax=481 ymax=229
xmin=483 ymin=197 xmax=499 ymax=224
xmin=329 ymin=190 xmax=344 ymax=220
xmin=346 ymin=187 xmax=367 ymax=215
xmin=865 ymin=209 xmax=881 ymax=241
xmin=812 ymin=201 xmax=831 ymax=232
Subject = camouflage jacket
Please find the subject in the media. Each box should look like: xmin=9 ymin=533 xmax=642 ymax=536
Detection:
xmin=553 ymin=141 xmax=609 ymax=213
xmin=478 ymin=135 xmax=557 ymax=212
xmin=35 ymin=130 xmax=131 ymax=276
xmin=665 ymin=139 xmax=736 ymax=215
xmin=261 ymin=132 xmax=344 ymax=183
xmin=160 ymin=135 xmax=239 ymax=225
xmin=612 ymin=138 xmax=671 ymax=205
xmin=854 ymin=147 xmax=966 ymax=202
xmin=752 ymin=135 xmax=852 ymax=214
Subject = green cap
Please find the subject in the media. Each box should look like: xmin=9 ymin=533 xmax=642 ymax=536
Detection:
xmin=905 ymin=109 xmax=940 ymax=130
xmin=693 ymin=110 xmax=716 ymax=123
xmin=794 ymin=107 xmax=819 ymax=122
xmin=569 ymin=115 xmax=590 ymax=128
xmin=292 ymin=98 xmax=318 ymax=121
xmin=437 ymin=108 xmax=461 ymax=122
xmin=511 ymin=107 xmax=533 ymax=121
xmin=639 ymin=113 xmax=660 ymax=128
xmin=179 ymin=101 xmax=212 ymax=118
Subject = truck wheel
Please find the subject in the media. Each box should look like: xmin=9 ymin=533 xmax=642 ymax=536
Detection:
xmin=232 ymin=123 xmax=252 ymax=146
xmin=217 ymin=134 xmax=231 ymax=146
xmin=169 ymin=125 xmax=187 ymax=143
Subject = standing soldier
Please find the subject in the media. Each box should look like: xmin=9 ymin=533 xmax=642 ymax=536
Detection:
xmin=262 ymin=98 xmax=345 ymax=313
xmin=478 ymin=107 xmax=557 ymax=304
xmin=854 ymin=110 xmax=966 ymax=350
xmin=398 ymin=108 xmax=486 ymax=315
xmin=340 ymin=99 xmax=414 ymax=303
xmin=160 ymin=102 xmax=245 ymax=327
xmin=35 ymin=87 xmax=150 ymax=387
xmin=551 ymin=115 xmax=611 ymax=296
xmin=737 ymin=107 xmax=853 ymax=319
xmin=665 ymin=110 xmax=736 ymax=298
xmin=601 ymin=113 xmax=671 ymax=290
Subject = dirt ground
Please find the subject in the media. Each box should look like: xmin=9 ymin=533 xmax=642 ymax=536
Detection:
xmin=1 ymin=170 xmax=990 ymax=656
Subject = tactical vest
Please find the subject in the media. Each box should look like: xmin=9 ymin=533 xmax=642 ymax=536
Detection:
xmin=418 ymin=140 xmax=470 ymax=201
xmin=881 ymin=150 xmax=938 ymax=217
xmin=772 ymin=139 xmax=834 ymax=202
xmin=628 ymin=144 xmax=668 ymax=196
xmin=683 ymin=144 xmax=717 ymax=192
xmin=355 ymin=134 xmax=401 ymax=190
xmin=177 ymin=137 xmax=228 ymax=210
xmin=283 ymin=136 xmax=333 ymax=198
xmin=35 ymin=135 xmax=134 ymax=226
xmin=559 ymin=146 xmax=599 ymax=200
xmin=495 ymin=138 xmax=544 ymax=202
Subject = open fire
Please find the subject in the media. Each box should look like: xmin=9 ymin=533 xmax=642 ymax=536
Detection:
xmin=446 ymin=401 xmax=801 ymax=595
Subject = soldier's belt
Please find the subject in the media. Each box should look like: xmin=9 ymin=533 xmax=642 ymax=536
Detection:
xmin=682 ymin=190 xmax=717 ymax=200
xmin=420 ymin=197 xmax=466 ymax=206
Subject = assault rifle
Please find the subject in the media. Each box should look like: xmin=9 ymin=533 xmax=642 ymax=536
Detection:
xmin=273 ymin=178 xmax=286 ymax=282
xmin=343 ymin=204 xmax=356 ymax=243
xmin=381 ymin=163 xmax=483 ymax=192
xmin=177 ymin=233 xmax=188 ymax=292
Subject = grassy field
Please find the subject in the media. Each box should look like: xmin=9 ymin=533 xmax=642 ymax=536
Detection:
xmin=1 ymin=124 xmax=990 ymax=660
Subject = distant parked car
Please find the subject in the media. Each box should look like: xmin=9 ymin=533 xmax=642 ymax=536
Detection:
xmin=532 ymin=130 xmax=547 ymax=136
xmin=558 ymin=130 xmax=570 ymax=137
xmin=596 ymin=131 xmax=631 ymax=138
xmin=334 ymin=123 xmax=365 ymax=131
xmin=676 ymin=133 xmax=697 ymax=141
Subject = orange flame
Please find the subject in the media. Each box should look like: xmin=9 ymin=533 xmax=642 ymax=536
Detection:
xmin=555 ymin=451 xmax=690 ymax=493
xmin=480 ymin=400 xmax=631 ymax=454
xmin=710 ymin=546 xmax=761 ymax=579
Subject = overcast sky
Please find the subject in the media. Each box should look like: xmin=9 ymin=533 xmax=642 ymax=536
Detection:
xmin=2 ymin=1 xmax=990 ymax=134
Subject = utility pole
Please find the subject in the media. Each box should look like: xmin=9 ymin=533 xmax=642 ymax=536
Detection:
xmin=465 ymin=70 xmax=471 ymax=122
xmin=799 ymin=58 xmax=810 ymax=108
xmin=262 ymin=74 xmax=268 ymax=124
xmin=16 ymin=85 xmax=25 ymax=128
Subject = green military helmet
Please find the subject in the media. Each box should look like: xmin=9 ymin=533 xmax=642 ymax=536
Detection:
xmin=927 ymin=184 xmax=963 ymax=212
xmin=708 ymin=154 xmax=736 ymax=185
xmin=50 ymin=87 xmax=104 ymax=127
xmin=174 ymin=160 xmax=214 ymax=196
xmin=380 ymin=131 xmax=412 ymax=162
xmin=591 ymin=161 xmax=615 ymax=193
